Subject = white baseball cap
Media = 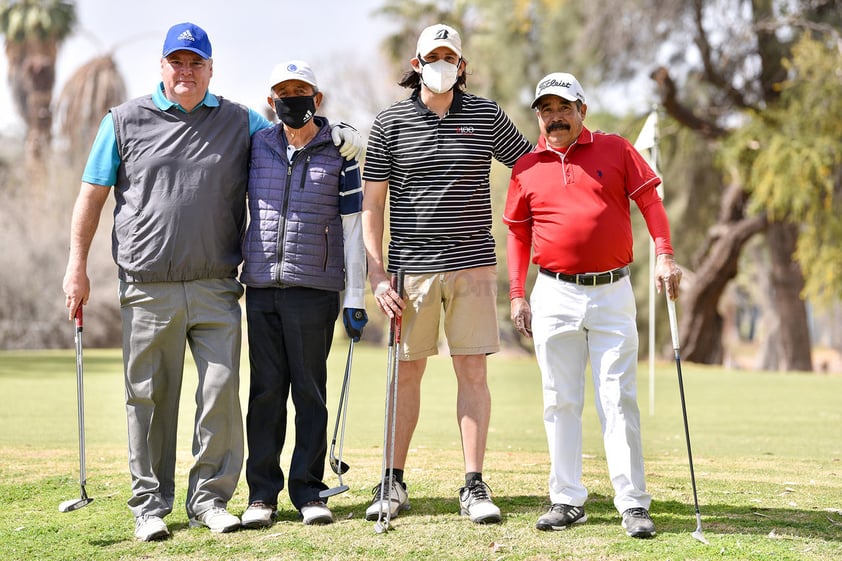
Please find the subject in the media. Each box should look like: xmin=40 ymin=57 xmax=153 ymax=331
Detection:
xmin=416 ymin=23 xmax=462 ymax=59
xmin=269 ymin=60 xmax=318 ymax=90
xmin=531 ymin=72 xmax=586 ymax=108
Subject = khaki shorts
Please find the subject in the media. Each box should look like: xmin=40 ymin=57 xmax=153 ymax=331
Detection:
xmin=398 ymin=266 xmax=499 ymax=360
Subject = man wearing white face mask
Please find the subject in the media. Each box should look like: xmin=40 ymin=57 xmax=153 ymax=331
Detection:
xmin=362 ymin=23 xmax=532 ymax=525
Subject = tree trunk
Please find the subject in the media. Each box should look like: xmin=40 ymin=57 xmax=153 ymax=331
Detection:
xmin=681 ymin=212 xmax=767 ymax=363
xmin=758 ymin=221 xmax=813 ymax=371
xmin=5 ymin=39 xmax=57 ymax=190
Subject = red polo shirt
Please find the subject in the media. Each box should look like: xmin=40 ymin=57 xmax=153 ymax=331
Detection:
xmin=503 ymin=127 xmax=672 ymax=299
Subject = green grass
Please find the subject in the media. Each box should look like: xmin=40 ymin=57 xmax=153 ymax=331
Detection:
xmin=1 ymin=345 xmax=841 ymax=560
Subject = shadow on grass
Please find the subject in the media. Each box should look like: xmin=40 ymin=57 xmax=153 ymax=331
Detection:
xmin=337 ymin=492 xmax=842 ymax=542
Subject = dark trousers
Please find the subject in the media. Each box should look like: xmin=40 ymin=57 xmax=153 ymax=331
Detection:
xmin=244 ymin=285 xmax=339 ymax=509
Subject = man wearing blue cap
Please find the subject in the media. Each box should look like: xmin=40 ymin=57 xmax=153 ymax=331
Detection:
xmin=62 ymin=22 xmax=362 ymax=541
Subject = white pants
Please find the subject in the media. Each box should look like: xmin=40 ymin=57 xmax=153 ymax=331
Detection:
xmin=531 ymin=272 xmax=651 ymax=514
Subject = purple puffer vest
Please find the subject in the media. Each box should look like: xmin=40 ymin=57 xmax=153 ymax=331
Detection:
xmin=241 ymin=116 xmax=346 ymax=292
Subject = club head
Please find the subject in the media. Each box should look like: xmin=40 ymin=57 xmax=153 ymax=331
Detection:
xmin=329 ymin=456 xmax=350 ymax=475
xmin=319 ymin=484 xmax=349 ymax=499
xmin=374 ymin=519 xmax=390 ymax=534
xmin=692 ymin=529 xmax=709 ymax=545
xmin=58 ymin=497 xmax=94 ymax=512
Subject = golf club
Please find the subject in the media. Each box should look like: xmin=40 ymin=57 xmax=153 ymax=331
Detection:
xmin=320 ymin=338 xmax=355 ymax=498
xmin=374 ymin=270 xmax=404 ymax=534
xmin=666 ymin=294 xmax=708 ymax=545
xmin=59 ymin=306 xmax=94 ymax=513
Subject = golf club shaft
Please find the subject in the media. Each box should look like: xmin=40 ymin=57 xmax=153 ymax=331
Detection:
xmin=378 ymin=270 xmax=404 ymax=529
xmin=666 ymin=296 xmax=703 ymax=519
xmin=74 ymin=306 xmax=87 ymax=488
xmin=329 ymin=340 xmax=353 ymax=470
xmin=336 ymin=339 xmax=354 ymax=480
xmin=321 ymin=340 xmax=354 ymax=499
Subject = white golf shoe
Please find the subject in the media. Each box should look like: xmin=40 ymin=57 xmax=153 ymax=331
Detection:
xmin=459 ymin=480 xmax=502 ymax=524
xmin=365 ymin=475 xmax=409 ymax=521
xmin=241 ymin=502 xmax=276 ymax=529
xmin=300 ymin=501 xmax=334 ymax=525
xmin=189 ymin=506 xmax=241 ymax=533
xmin=134 ymin=514 xmax=169 ymax=541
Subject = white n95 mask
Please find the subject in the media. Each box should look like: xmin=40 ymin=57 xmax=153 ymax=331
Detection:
xmin=418 ymin=59 xmax=459 ymax=94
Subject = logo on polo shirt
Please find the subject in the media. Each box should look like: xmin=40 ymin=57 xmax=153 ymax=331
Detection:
xmin=456 ymin=125 xmax=475 ymax=135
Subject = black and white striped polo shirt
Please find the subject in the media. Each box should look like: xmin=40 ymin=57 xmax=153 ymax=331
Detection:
xmin=363 ymin=88 xmax=532 ymax=273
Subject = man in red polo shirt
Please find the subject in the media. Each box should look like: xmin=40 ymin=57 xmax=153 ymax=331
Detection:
xmin=503 ymin=72 xmax=682 ymax=538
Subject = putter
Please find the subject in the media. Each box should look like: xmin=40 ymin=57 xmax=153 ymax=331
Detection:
xmin=59 ymin=306 xmax=94 ymax=513
xmin=666 ymin=295 xmax=708 ymax=545
xmin=374 ymin=270 xmax=404 ymax=534
xmin=320 ymin=339 xmax=354 ymax=498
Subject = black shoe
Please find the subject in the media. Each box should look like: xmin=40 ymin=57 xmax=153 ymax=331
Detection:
xmin=535 ymin=504 xmax=587 ymax=531
xmin=622 ymin=507 xmax=656 ymax=538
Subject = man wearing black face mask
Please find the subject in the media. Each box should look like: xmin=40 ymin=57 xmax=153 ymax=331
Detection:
xmin=239 ymin=60 xmax=367 ymax=528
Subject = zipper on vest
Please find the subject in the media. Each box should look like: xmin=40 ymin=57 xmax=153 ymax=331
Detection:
xmin=298 ymin=155 xmax=311 ymax=189
xmin=274 ymin=165 xmax=295 ymax=283
xmin=322 ymin=225 xmax=329 ymax=270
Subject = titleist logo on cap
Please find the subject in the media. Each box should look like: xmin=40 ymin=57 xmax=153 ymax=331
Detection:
xmin=539 ymin=78 xmax=574 ymax=90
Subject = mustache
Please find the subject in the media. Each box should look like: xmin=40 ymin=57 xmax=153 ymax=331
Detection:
xmin=546 ymin=121 xmax=570 ymax=132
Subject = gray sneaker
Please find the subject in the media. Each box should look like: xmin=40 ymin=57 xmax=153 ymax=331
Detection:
xmin=535 ymin=504 xmax=587 ymax=531
xmin=622 ymin=507 xmax=656 ymax=538
xmin=134 ymin=514 xmax=169 ymax=541
xmin=365 ymin=476 xmax=410 ymax=521
xmin=458 ymin=481 xmax=501 ymax=524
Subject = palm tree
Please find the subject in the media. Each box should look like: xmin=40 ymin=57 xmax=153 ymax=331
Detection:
xmin=0 ymin=0 xmax=76 ymax=186
xmin=54 ymin=53 xmax=126 ymax=164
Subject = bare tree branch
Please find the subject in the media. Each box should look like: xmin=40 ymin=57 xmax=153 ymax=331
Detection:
xmin=650 ymin=66 xmax=727 ymax=139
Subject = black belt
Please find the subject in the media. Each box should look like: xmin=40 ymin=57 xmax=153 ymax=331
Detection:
xmin=539 ymin=266 xmax=629 ymax=286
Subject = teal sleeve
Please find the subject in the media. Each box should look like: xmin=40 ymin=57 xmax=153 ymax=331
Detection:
xmin=81 ymin=115 xmax=120 ymax=186
xmin=248 ymin=108 xmax=272 ymax=136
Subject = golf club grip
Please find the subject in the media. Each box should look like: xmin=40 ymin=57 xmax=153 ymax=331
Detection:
xmin=394 ymin=270 xmax=404 ymax=345
xmin=666 ymin=295 xmax=679 ymax=351
xmin=395 ymin=269 xmax=405 ymax=298
xmin=75 ymin=305 xmax=83 ymax=330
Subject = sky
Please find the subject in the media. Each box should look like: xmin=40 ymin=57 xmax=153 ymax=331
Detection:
xmin=0 ymin=0 xmax=398 ymax=135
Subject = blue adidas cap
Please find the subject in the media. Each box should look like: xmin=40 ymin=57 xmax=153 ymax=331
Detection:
xmin=162 ymin=22 xmax=212 ymax=59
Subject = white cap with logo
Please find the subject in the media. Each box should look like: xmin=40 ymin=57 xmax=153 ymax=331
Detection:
xmin=269 ymin=60 xmax=318 ymax=90
xmin=416 ymin=23 xmax=462 ymax=59
xmin=531 ymin=72 xmax=586 ymax=108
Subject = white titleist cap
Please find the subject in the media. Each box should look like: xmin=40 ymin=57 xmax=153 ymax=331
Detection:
xmin=531 ymin=72 xmax=586 ymax=108
xmin=416 ymin=23 xmax=462 ymax=58
xmin=269 ymin=60 xmax=318 ymax=90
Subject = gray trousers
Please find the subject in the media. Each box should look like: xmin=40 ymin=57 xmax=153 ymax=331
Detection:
xmin=119 ymin=278 xmax=244 ymax=519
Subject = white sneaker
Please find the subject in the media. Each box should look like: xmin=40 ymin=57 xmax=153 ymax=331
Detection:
xmin=241 ymin=502 xmax=276 ymax=529
xmin=300 ymin=501 xmax=334 ymax=525
xmin=134 ymin=514 xmax=169 ymax=541
xmin=189 ymin=506 xmax=241 ymax=533
xmin=459 ymin=481 xmax=502 ymax=524
xmin=365 ymin=475 xmax=410 ymax=521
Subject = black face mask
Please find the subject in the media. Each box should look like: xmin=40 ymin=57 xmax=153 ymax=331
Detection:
xmin=273 ymin=95 xmax=316 ymax=129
